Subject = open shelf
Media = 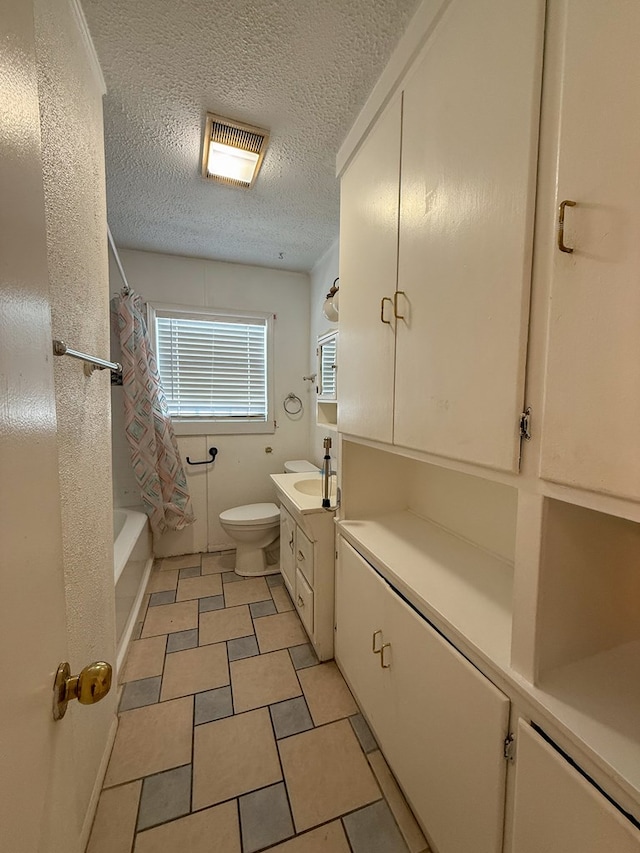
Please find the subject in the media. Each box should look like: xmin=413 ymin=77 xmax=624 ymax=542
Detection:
xmin=317 ymin=400 xmax=337 ymax=428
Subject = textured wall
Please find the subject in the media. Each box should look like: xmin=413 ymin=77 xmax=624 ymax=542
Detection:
xmin=109 ymin=248 xmax=311 ymax=556
xmin=309 ymin=239 xmax=339 ymax=468
xmin=34 ymin=0 xmax=117 ymax=839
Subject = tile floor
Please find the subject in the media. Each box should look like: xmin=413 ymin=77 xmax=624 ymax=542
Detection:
xmin=88 ymin=551 xmax=431 ymax=853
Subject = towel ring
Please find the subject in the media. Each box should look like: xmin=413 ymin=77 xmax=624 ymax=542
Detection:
xmin=283 ymin=393 xmax=303 ymax=415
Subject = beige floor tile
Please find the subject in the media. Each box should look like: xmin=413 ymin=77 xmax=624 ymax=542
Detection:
xmin=87 ymin=780 xmax=141 ymax=853
xmin=231 ymin=650 xmax=302 ymax=713
xmin=199 ymin=604 xmax=253 ymax=645
xmin=141 ymin=600 xmax=198 ymax=637
xmin=297 ymin=662 xmax=358 ymax=726
xmin=161 ymin=642 xmax=229 ymax=700
xmin=201 ymin=552 xmax=235 ymax=574
xmin=104 ymin=697 xmax=193 ymax=787
xmin=159 ymin=554 xmax=202 ymax=571
xmin=176 ymin=573 xmax=222 ymax=601
xmin=271 ymin=584 xmax=294 ymax=613
xmin=266 ymin=821 xmax=351 ymax=853
xmin=254 ymin=610 xmax=309 ymax=653
xmin=121 ymin=636 xmax=167 ymax=683
xmin=279 ymin=718 xmax=380 ymax=832
xmin=368 ymin=750 xmax=431 ymax=853
xmin=146 ymin=569 xmax=179 ymax=593
xmin=223 ymin=576 xmax=271 ymax=607
xmin=192 ymin=708 xmax=281 ymax=810
xmin=134 ymin=801 xmax=240 ymax=853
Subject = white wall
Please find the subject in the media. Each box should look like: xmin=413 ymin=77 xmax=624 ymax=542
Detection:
xmin=309 ymin=238 xmax=340 ymax=468
xmin=110 ymin=248 xmax=312 ymax=555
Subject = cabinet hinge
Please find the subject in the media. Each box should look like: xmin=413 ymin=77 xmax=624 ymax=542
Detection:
xmin=519 ymin=407 xmax=532 ymax=441
xmin=504 ymin=732 xmax=516 ymax=762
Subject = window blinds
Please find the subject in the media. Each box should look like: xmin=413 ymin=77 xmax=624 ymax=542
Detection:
xmin=320 ymin=337 xmax=337 ymax=397
xmin=155 ymin=314 xmax=268 ymax=420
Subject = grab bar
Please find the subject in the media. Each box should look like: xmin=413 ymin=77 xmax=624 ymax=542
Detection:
xmin=53 ymin=339 xmax=122 ymax=375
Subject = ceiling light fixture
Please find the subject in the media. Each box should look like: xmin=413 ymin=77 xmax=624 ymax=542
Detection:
xmin=201 ymin=113 xmax=269 ymax=189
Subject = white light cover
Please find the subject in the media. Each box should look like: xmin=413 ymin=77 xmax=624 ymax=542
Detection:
xmin=207 ymin=141 xmax=260 ymax=183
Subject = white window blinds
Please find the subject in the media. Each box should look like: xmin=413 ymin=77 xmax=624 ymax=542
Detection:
xmin=155 ymin=313 xmax=268 ymax=420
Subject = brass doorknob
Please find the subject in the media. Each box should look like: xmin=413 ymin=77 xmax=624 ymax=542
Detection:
xmin=53 ymin=660 xmax=112 ymax=721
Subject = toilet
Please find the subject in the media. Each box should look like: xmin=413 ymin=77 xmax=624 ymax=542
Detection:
xmin=219 ymin=460 xmax=318 ymax=577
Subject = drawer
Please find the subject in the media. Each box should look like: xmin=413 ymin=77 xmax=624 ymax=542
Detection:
xmin=295 ymin=567 xmax=314 ymax=636
xmin=295 ymin=526 xmax=314 ymax=586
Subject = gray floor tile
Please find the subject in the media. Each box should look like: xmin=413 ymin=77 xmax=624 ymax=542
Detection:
xmin=266 ymin=573 xmax=284 ymax=587
xmin=167 ymin=628 xmax=198 ymax=653
xmin=250 ymin=599 xmax=277 ymax=618
xmin=269 ymin=696 xmax=314 ymax=739
xmin=119 ymin=676 xmax=162 ymax=712
xmin=343 ymin=800 xmax=409 ymax=853
xmin=222 ymin=571 xmax=244 ymax=583
xmin=227 ymin=635 xmax=260 ymax=661
xmin=179 ymin=565 xmax=201 ymax=579
xmin=136 ymin=764 xmax=191 ymax=831
xmin=239 ymin=783 xmax=294 ymax=853
xmin=194 ymin=685 xmax=233 ymax=724
xmin=288 ymin=643 xmax=319 ymax=670
xmin=350 ymin=713 xmax=378 ymax=753
xmin=149 ymin=590 xmax=177 ymax=607
xmin=199 ymin=595 xmax=225 ymax=613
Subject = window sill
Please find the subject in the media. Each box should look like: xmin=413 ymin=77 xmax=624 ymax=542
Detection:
xmin=171 ymin=419 xmax=276 ymax=437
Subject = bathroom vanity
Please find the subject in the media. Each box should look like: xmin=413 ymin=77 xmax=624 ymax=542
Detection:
xmin=269 ymin=472 xmax=336 ymax=661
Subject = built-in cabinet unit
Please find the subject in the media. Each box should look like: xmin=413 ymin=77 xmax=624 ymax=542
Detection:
xmin=335 ymin=0 xmax=640 ymax=850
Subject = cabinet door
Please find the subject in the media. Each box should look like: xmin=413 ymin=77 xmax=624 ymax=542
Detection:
xmin=386 ymin=590 xmax=510 ymax=853
xmin=338 ymin=96 xmax=401 ymax=443
xmin=394 ymin=0 xmax=544 ymax=471
xmin=334 ymin=538 xmax=391 ymax=741
xmin=280 ymin=506 xmax=296 ymax=592
xmin=511 ymin=722 xmax=640 ymax=853
xmin=539 ymin=0 xmax=640 ymax=501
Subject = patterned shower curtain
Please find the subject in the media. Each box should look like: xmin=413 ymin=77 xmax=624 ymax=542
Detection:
xmin=115 ymin=290 xmax=195 ymax=534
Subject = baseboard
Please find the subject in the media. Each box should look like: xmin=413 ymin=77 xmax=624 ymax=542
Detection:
xmin=79 ymin=713 xmax=118 ymax=850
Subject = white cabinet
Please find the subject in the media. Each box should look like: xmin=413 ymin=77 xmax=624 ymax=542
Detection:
xmin=538 ymin=0 xmax=640 ymax=502
xmin=339 ymin=0 xmax=544 ymax=472
xmin=279 ymin=504 xmax=296 ymax=591
xmin=336 ymin=538 xmax=510 ymax=853
xmin=511 ymin=722 xmax=640 ymax=853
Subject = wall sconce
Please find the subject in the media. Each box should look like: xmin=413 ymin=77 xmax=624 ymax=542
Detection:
xmin=322 ymin=277 xmax=339 ymax=322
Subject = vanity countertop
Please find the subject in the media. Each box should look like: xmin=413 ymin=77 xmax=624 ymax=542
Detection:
xmin=270 ymin=472 xmax=337 ymax=516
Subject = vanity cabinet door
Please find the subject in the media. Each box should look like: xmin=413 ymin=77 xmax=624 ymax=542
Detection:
xmin=279 ymin=506 xmax=296 ymax=593
xmin=511 ymin=722 xmax=640 ymax=853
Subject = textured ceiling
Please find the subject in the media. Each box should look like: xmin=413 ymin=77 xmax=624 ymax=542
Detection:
xmin=81 ymin=0 xmax=418 ymax=272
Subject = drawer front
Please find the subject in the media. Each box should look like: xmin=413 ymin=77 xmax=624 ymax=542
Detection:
xmin=295 ymin=567 xmax=314 ymax=636
xmin=295 ymin=526 xmax=314 ymax=586
xmin=280 ymin=507 xmax=296 ymax=592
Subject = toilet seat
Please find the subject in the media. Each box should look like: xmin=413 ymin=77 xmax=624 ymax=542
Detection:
xmin=219 ymin=502 xmax=280 ymax=527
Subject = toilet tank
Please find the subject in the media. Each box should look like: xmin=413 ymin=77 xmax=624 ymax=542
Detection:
xmin=284 ymin=460 xmax=318 ymax=473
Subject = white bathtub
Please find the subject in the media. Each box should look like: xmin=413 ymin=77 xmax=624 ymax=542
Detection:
xmin=113 ymin=507 xmax=153 ymax=671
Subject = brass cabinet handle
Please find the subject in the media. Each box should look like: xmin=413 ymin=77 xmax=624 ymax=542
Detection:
xmin=380 ymin=297 xmax=393 ymax=325
xmin=380 ymin=642 xmax=391 ymax=669
xmin=297 ymin=550 xmax=305 ymax=561
xmin=297 ymin=595 xmax=304 ymax=607
xmin=372 ymin=629 xmax=383 ymax=654
xmin=394 ymin=291 xmax=406 ymax=320
xmin=558 ymin=199 xmax=576 ymax=253
xmin=288 ymin=532 xmax=294 ymax=552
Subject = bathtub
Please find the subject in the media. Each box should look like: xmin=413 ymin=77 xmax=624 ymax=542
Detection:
xmin=113 ymin=507 xmax=153 ymax=671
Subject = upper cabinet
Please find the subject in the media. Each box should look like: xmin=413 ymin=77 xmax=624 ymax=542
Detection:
xmin=339 ymin=0 xmax=545 ymax=472
xmin=538 ymin=0 xmax=640 ymax=502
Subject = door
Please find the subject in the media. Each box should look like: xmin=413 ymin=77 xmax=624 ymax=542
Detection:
xmin=338 ymin=96 xmax=402 ymax=443
xmin=511 ymin=722 xmax=640 ymax=852
xmin=0 ymin=3 xmax=81 ymax=850
xmin=394 ymin=0 xmax=544 ymax=471
xmin=539 ymin=0 xmax=640 ymax=501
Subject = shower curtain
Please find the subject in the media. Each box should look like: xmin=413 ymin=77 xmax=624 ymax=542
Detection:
xmin=114 ymin=290 xmax=195 ymax=534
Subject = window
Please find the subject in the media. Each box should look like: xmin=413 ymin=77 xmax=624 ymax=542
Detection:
xmin=150 ymin=304 xmax=274 ymax=435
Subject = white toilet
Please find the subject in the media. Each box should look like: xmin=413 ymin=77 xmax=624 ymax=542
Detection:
xmin=219 ymin=460 xmax=318 ymax=577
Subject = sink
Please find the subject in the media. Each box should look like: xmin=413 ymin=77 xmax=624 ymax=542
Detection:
xmin=293 ymin=477 xmax=336 ymax=497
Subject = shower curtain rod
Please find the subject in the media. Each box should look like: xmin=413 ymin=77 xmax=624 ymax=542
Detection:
xmin=107 ymin=225 xmax=131 ymax=294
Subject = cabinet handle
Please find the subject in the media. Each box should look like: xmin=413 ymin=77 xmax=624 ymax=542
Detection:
xmin=380 ymin=642 xmax=391 ymax=668
xmin=297 ymin=595 xmax=304 ymax=607
xmin=297 ymin=550 xmax=305 ymax=561
xmin=558 ymin=199 xmax=576 ymax=253
xmin=289 ymin=533 xmax=294 ymax=552
xmin=372 ymin=629 xmax=383 ymax=654
xmin=380 ymin=297 xmax=393 ymax=325
xmin=393 ymin=291 xmax=406 ymax=320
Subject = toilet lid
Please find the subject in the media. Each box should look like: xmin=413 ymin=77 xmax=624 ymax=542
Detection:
xmin=219 ymin=502 xmax=280 ymax=526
